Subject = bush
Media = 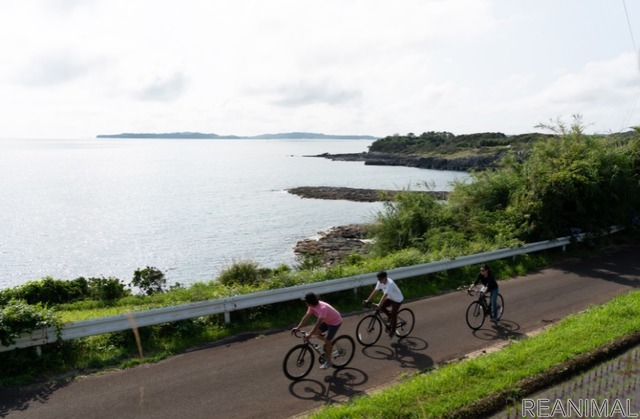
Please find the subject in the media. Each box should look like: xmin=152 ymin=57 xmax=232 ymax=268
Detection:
xmin=218 ymin=260 xmax=271 ymax=287
xmin=373 ymin=187 xmax=446 ymax=254
xmin=87 ymin=276 xmax=130 ymax=301
xmin=1 ymin=276 xmax=89 ymax=306
xmin=130 ymin=267 xmax=167 ymax=295
xmin=0 ymin=300 xmax=61 ymax=347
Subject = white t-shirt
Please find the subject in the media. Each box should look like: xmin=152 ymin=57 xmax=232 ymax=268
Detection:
xmin=375 ymin=277 xmax=404 ymax=303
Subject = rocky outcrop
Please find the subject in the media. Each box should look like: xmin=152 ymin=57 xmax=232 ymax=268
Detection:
xmin=293 ymin=224 xmax=374 ymax=267
xmin=310 ymin=151 xmax=502 ymax=172
xmin=287 ymin=186 xmax=448 ymax=202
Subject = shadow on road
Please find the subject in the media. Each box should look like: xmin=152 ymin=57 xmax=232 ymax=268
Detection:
xmin=469 ymin=319 xmax=525 ymax=342
xmin=287 ymin=368 xmax=368 ymax=404
xmin=360 ymin=336 xmax=433 ymax=371
xmin=555 ymin=244 xmax=640 ymax=288
xmin=0 ymin=379 xmax=70 ymax=417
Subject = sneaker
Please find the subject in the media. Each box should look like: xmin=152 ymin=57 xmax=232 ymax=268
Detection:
xmin=320 ymin=362 xmax=332 ymax=370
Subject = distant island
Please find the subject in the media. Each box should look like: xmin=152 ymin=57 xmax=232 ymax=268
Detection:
xmin=96 ymin=132 xmax=378 ymax=140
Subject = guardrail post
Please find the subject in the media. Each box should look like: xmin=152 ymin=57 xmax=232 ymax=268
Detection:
xmin=35 ymin=345 xmax=42 ymax=357
xmin=224 ymin=312 xmax=231 ymax=324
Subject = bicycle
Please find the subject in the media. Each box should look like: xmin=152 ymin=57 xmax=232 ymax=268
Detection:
xmin=465 ymin=289 xmax=504 ymax=330
xmin=282 ymin=329 xmax=356 ymax=380
xmin=355 ymin=303 xmax=415 ymax=346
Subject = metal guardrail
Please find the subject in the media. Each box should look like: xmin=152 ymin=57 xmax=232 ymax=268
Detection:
xmin=1 ymin=227 xmax=622 ymax=352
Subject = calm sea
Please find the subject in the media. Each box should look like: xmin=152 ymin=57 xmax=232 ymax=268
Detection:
xmin=0 ymin=138 xmax=467 ymax=290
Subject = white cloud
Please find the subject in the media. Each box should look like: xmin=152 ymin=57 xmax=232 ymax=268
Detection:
xmin=0 ymin=0 xmax=639 ymax=138
xmin=136 ymin=72 xmax=189 ymax=102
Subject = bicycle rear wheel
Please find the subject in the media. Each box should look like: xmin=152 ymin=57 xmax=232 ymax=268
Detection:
xmin=465 ymin=301 xmax=485 ymax=330
xmin=331 ymin=335 xmax=355 ymax=368
xmin=395 ymin=308 xmax=415 ymax=338
xmin=356 ymin=315 xmax=382 ymax=346
xmin=282 ymin=344 xmax=314 ymax=380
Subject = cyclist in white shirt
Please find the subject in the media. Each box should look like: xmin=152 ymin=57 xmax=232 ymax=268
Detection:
xmin=363 ymin=271 xmax=404 ymax=339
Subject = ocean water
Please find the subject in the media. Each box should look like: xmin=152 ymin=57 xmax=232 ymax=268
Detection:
xmin=0 ymin=138 xmax=467 ymax=289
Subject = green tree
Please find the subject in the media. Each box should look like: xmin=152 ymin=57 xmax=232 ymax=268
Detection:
xmin=373 ymin=188 xmax=446 ymax=253
xmin=131 ymin=267 xmax=166 ymax=295
xmin=511 ymin=121 xmax=640 ymax=239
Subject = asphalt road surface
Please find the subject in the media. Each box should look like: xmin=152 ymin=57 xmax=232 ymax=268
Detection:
xmin=2 ymin=244 xmax=639 ymax=419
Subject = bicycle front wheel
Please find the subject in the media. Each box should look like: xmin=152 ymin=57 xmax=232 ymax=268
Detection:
xmin=395 ymin=308 xmax=415 ymax=338
xmin=465 ymin=301 xmax=485 ymax=330
xmin=331 ymin=335 xmax=355 ymax=368
xmin=283 ymin=344 xmax=314 ymax=380
xmin=356 ymin=315 xmax=382 ymax=346
xmin=496 ymin=293 xmax=504 ymax=320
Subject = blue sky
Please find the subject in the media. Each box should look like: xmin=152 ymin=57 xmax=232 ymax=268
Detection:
xmin=0 ymin=0 xmax=639 ymax=139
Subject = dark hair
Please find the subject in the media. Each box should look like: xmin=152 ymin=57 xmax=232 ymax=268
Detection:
xmin=304 ymin=292 xmax=319 ymax=306
xmin=480 ymin=264 xmax=490 ymax=273
xmin=376 ymin=271 xmax=387 ymax=280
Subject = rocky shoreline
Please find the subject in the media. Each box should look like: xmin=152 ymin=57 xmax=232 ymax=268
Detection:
xmin=292 ymin=224 xmax=374 ymax=267
xmin=310 ymin=150 xmax=502 ymax=172
xmin=289 ymin=151 xmax=465 ymax=266
xmin=287 ymin=186 xmax=448 ymax=202
xmin=287 ymin=186 xmax=448 ymax=265
xmin=288 ymin=187 xmax=447 ymax=266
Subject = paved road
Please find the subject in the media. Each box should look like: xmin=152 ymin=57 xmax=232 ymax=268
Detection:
xmin=2 ymin=244 xmax=639 ymax=419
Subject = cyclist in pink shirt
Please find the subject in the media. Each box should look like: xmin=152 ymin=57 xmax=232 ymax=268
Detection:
xmin=293 ymin=292 xmax=343 ymax=370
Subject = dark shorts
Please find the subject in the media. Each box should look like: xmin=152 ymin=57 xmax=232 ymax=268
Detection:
xmin=319 ymin=322 xmax=341 ymax=340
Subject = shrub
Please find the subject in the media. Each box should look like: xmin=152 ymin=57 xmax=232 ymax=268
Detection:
xmin=0 ymin=300 xmax=61 ymax=347
xmin=218 ymin=260 xmax=270 ymax=287
xmin=130 ymin=267 xmax=167 ymax=295
xmin=373 ymin=187 xmax=446 ymax=254
xmin=87 ymin=276 xmax=130 ymax=301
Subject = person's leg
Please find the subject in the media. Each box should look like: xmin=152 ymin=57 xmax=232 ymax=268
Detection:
xmin=378 ymin=299 xmax=392 ymax=318
xmin=490 ymin=289 xmax=498 ymax=319
xmin=389 ymin=301 xmax=401 ymax=334
xmin=322 ymin=324 xmax=340 ymax=367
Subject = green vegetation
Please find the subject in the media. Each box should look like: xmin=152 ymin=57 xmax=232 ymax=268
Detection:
xmin=310 ymin=290 xmax=640 ymax=418
xmin=1 ymin=117 xmax=639 ymax=390
xmin=368 ymin=130 xmax=550 ymax=157
xmin=0 ymin=300 xmax=61 ymax=347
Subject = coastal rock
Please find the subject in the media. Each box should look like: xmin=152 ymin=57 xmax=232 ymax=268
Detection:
xmin=293 ymin=224 xmax=374 ymax=267
xmin=309 ymin=151 xmax=502 ymax=172
xmin=287 ymin=186 xmax=448 ymax=202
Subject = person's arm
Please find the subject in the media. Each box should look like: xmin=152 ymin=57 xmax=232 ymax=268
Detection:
xmin=308 ymin=317 xmax=323 ymax=337
xmin=293 ymin=312 xmax=312 ymax=331
xmin=378 ymin=293 xmax=389 ymax=308
xmin=363 ymin=288 xmax=379 ymax=305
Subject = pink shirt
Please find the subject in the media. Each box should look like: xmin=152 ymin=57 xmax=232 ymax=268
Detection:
xmin=306 ymin=301 xmax=342 ymax=326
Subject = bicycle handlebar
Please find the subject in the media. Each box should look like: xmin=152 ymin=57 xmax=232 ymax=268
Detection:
xmin=291 ymin=329 xmax=306 ymax=339
xmin=362 ymin=301 xmax=379 ymax=309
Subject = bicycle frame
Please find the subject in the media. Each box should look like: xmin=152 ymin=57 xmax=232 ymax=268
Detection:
xmin=282 ymin=329 xmax=356 ymax=380
xmin=465 ymin=289 xmax=504 ymax=330
xmin=365 ymin=303 xmax=395 ymax=330
xmin=290 ymin=330 xmax=328 ymax=357
xmin=356 ymin=303 xmax=415 ymax=346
